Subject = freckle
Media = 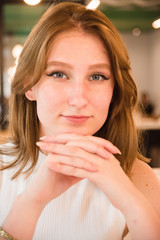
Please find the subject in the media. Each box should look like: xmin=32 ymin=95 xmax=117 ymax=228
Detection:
xmin=145 ymin=184 xmax=148 ymax=187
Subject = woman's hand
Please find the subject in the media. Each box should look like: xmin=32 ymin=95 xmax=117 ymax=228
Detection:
xmin=33 ymin=133 xmax=121 ymax=206
xmin=36 ymin=133 xmax=131 ymax=210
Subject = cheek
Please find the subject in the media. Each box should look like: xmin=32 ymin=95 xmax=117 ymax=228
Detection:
xmin=90 ymin=90 xmax=113 ymax=134
xmin=36 ymin=85 xmax=63 ymax=113
xmin=93 ymin=88 xmax=113 ymax=115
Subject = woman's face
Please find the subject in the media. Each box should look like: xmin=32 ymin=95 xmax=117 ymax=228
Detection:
xmin=26 ymin=30 xmax=114 ymax=136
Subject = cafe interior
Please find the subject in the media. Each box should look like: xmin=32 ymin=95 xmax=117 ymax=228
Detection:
xmin=0 ymin=0 xmax=160 ymax=171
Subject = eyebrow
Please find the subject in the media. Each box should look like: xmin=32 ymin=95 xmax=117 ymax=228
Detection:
xmin=88 ymin=63 xmax=111 ymax=70
xmin=46 ymin=61 xmax=111 ymax=70
xmin=46 ymin=61 xmax=73 ymax=69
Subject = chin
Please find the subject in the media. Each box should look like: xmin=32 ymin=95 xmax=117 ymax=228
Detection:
xmin=65 ymin=128 xmax=97 ymax=136
xmin=42 ymin=125 xmax=98 ymax=136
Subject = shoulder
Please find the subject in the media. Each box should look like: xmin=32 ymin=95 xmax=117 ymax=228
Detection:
xmin=130 ymin=159 xmax=160 ymax=216
xmin=130 ymin=159 xmax=160 ymax=185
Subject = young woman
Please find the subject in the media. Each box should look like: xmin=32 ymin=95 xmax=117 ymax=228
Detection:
xmin=0 ymin=2 xmax=160 ymax=240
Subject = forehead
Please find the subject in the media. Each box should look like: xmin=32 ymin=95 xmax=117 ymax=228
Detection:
xmin=47 ymin=30 xmax=111 ymax=65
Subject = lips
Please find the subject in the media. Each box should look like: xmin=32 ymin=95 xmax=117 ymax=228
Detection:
xmin=61 ymin=115 xmax=91 ymax=124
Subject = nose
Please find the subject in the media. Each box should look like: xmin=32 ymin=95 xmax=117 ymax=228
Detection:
xmin=67 ymin=81 xmax=88 ymax=108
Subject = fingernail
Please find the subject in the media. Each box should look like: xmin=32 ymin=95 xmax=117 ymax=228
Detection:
xmin=36 ymin=141 xmax=47 ymax=148
xmin=114 ymin=147 xmax=121 ymax=155
xmin=39 ymin=136 xmax=47 ymax=140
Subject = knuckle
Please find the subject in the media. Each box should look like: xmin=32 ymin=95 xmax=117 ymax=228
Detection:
xmin=45 ymin=143 xmax=57 ymax=152
xmin=69 ymin=146 xmax=79 ymax=155
xmin=69 ymin=156 xmax=76 ymax=165
xmin=83 ymin=161 xmax=90 ymax=169
xmin=70 ymin=167 xmax=80 ymax=177
xmin=51 ymin=143 xmax=57 ymax=151
xmin=96 ymin=145 xmax=102 ymax=152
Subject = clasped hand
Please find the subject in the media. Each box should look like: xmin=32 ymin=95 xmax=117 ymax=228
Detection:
xmin=29 ymin=133 xmax=135 ymax=212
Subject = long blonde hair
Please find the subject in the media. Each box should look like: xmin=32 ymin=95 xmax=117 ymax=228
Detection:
xmin=0 ymin=2 xmax=144 ymax=178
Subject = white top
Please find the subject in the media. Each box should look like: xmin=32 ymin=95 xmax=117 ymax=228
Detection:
xmin=0 ymin=152 xmax=126 ymax=240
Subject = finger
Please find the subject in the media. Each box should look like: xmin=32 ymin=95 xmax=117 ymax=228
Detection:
xmin=48 ymin=161 xmax=95 ymax=179
xmin=40 ymin=133 xmax=84 ymax=143
xmin=36 ymin=141 xmax=105 ymax=166
xmin=40 ymin=133 xmax=121 ymax=155
xmin=86 ymin=135 xmax=121 ymax=154
xmin=66 ymin=139 xmax=110 ymax=159
xmin=46 ymin=153 xmax=98 ymax=172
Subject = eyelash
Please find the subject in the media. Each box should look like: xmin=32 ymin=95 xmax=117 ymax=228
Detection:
xmin=46 ymin=71 xmax=109 ymax=81
xmin=90 ymin=74 xmax=109 ymax=81
xmin=46 ymin=71 xmax=67 ymax=79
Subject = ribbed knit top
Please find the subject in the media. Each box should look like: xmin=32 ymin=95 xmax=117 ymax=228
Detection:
xmin=0 ymin=152 xmax=126 ymax=240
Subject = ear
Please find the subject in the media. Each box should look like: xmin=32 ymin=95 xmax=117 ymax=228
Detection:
xmin=25 ymin=88 xmax=36 ymax=101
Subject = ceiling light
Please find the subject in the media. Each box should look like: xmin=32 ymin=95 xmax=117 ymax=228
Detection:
xmin=86 ymin=0 xmax=100 ymax=10
xmin=23 ymin=0 xmax=41 ymax=6
xmin=12 ymin=44 xmax=23 ymax=59
xmin=132 ymin=27 xmax=141 ymax=36
xmin=152 ymin=18 xmax=160 ymax=29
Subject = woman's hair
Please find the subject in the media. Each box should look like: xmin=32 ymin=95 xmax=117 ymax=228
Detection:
xmin=0 ymin=1 xmax=146 ymax=178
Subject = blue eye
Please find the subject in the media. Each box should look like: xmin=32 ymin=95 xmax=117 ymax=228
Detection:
xmin=47 ymin=71 xmax=67 ymax=79
xmin=90 ymin=74 xmax=109 ymax=81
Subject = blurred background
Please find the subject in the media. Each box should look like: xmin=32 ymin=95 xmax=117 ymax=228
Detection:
xmin=0 ymin=0 xmax=160 ymax=167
